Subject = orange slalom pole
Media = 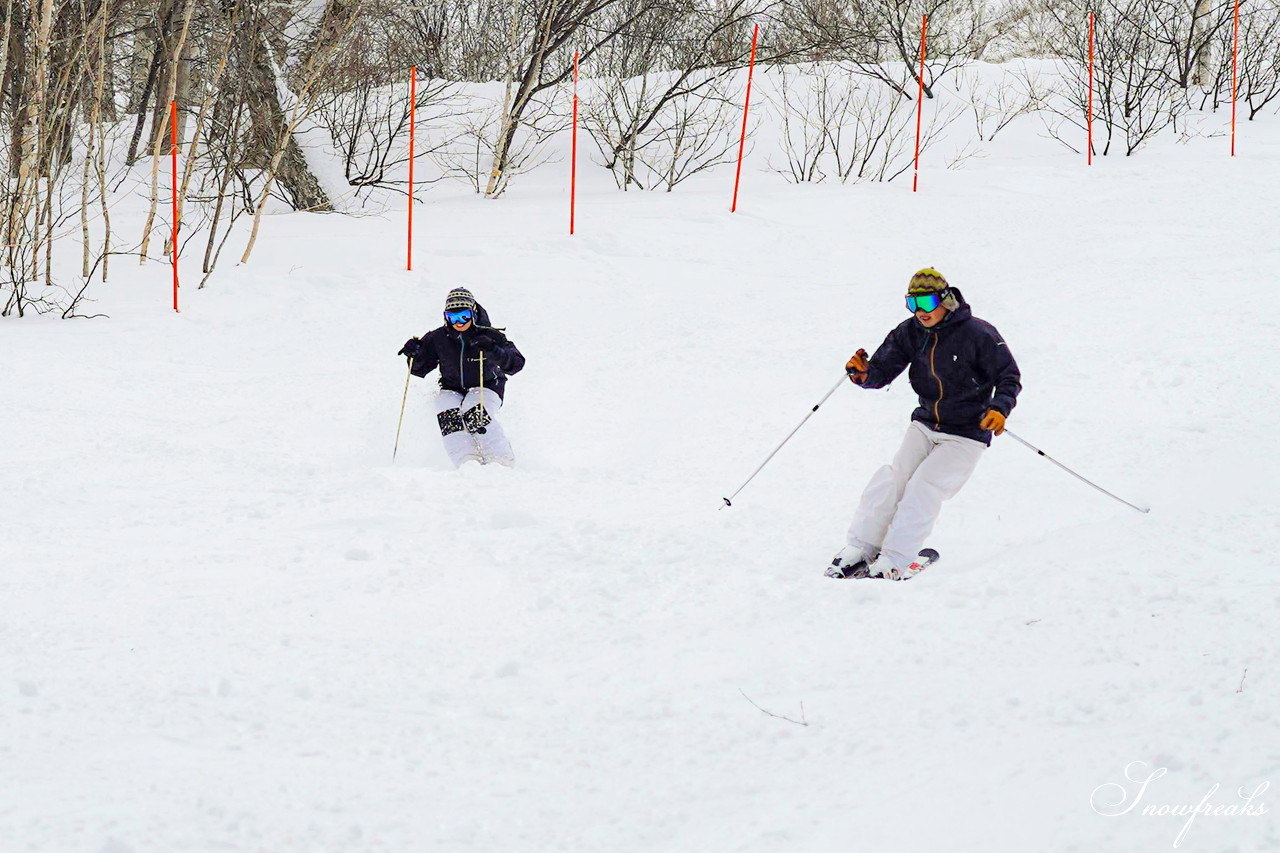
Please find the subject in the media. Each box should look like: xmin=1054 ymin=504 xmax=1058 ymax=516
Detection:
xmin=912 ymin=15 xmax=927 ymax=192
xmin=408 ymin=66 xmax=416 ymax=269
xmin=570 ymin=51 xmax=578 ymax=235
xmin=1088 ymin=12 xmax=1094 ymax=165
xmin=1231 ymin=0 xmax=1239 ymax=156
xmin=730 ymin=23 xmax=759 ymax=213
xmin=171 ymin=101 xmax=179 ymax=312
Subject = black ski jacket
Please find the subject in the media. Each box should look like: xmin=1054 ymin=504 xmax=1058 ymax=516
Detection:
xmin=407 ymin=305 xmax=525 ymax=399
xmin=860 ymin=288 xmax=1021 ymax=445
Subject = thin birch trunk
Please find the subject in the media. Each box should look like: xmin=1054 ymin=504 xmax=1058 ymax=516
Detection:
xmin=99 ymin=23 xmax=116 ymax=122
xmin=96 ymin=124 xmax=111 ymax=281
xmin=0 ymin=0 xmax=15 ymax=262
xmin=83 ymin=0 xmax=109 ymax=279
xmin=138 ymin=0 xmax=195 ymax=261
xmin=487 ymin=0 xmax=563 ymax=197
xmin=0 ymin=0 xmax=14 ymax=159
xmin=203 ymin=167 xmax=233 ymax=274
xmin=126 ymin=43 xmax=162 ymax=163
xmin=1190 ymin=0 xmax=1213 ymax=87
xmin=15 ymin=0 xmax=55 ymax=287
xmin=485 ymin=4 xmax=526 ymax=197
xmin=203 ymin=76 xmax=251 ymax=277
xmin=178 ymin=7 xmax=238 ymax=229
xmin=43 ymin=172 xmax=53 ymax=287
xmin=81 ymin=131 xmax=93 ymax=277
xmin=9 ymin=0 xmax=52 ymax=255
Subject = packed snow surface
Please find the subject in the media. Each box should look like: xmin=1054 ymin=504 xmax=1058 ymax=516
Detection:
xmin=4 ymin=75 xmax=1279 ymax=852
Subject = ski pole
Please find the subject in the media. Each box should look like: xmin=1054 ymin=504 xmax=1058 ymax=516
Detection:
xmin=721 ymin=374 xmax=848 ymax=509
xmin=1003 ymin=428 xmax=1150 ymax=514
xmin=393 ymin=358 xmax=414 ymax=462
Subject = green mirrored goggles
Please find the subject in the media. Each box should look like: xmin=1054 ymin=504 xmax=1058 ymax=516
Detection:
xmin=906 ymin=293 xmax=943 ymax=313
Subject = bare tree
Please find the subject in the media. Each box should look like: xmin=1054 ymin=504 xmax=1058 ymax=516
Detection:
xmin=432 ymin=92 xmax=563 ymax=194
xmin=1039 ymin=0 xmax=1190 ymax=156
xmin=766 ymin=61 xmax=960 ymax=183
xmin=592 ymin=69 xmax=743 ymax=190
xmin=583 ymin=0 xmax=767 ymax=190
xmin=239 ymin=0 xmax=365 ymax=262
xmin=765 ymin=63 xmax=828 ymax=181
xmin=312 ymin=75 xmax=460 ymax=198
xmin=777 ymin=0 xmax=991 ymax=98
xmin=1209 ymin=0 xmax=1280 ymax=118
xmin=479 ymin=0 xmax=669 ymax=197
xmin=948 ymin=61 xmax=1043 ymax=141
xmin=1142 ymin=0 xmax=1233 ymax=90
xmin=137 ymin=0 xmax=196 ymax=261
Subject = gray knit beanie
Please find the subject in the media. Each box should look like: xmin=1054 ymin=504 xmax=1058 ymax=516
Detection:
xmin=444 ymin=287 xmax=477 ymax=312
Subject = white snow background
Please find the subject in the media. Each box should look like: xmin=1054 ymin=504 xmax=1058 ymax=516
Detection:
xmin=3 ymin=64 xmax=1279 ymax=852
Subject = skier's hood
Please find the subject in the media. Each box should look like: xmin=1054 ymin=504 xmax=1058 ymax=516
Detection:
xmin=924 ymin=287 xmax=972 ymax=330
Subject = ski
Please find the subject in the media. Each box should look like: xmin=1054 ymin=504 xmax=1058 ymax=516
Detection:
xmin=881 ymin=548 xmax=939 ymax=581
xmin=824 ymin=554 xmax=873 ymax=579
xmin=825 ymin=548 xmax=939 ymax=581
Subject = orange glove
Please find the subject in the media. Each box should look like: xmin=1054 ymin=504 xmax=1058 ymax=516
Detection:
xmin=980 ymin=408 xmax=1006 ymax=435
xmin=846 ymin=348 xmax=869 ymax=385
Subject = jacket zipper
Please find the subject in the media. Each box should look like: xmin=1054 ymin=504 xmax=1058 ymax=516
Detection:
xmin=929 ymin=335 xmax=944 ymax=429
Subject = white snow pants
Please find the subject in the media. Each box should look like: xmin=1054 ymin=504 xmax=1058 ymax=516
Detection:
xmin=847 ymin=421 xmax=986 ymax=570
xmin=434 ymin=388 xmax=514 ymax=468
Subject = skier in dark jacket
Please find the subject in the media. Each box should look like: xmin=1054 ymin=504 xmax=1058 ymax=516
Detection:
xmin=827 ymin=268 xmax=1021 ymax=580
xmin=398 ymin=287 xmax=525 ymax=467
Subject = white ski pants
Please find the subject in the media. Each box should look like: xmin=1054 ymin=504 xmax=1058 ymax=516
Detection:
xmin=434 ymin=388 xmax=514 ymax=468
xmin=847 ymin=421 xmax=986 ymax=570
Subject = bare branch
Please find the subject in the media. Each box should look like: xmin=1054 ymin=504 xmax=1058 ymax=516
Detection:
xmin=739 ymin=689 xmax=810 ymax=727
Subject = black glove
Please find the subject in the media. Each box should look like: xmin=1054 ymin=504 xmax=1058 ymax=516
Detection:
xmin=468 ymin=332 xmax=504 ymax=351
xmin=398 ymin=337 xmax=421 ymax=360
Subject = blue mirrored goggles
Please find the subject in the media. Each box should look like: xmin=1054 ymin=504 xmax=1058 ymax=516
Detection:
xmin=445 ymin=309 xmax=474 ymax=325
xmin=905 ymin=293 xmax=943 ymax=313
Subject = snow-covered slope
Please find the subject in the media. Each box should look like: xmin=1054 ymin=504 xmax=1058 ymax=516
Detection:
xmin=3 ymin=74 xmax=1278 ymax=852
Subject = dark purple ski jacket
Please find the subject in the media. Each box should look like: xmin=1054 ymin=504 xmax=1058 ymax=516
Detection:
xmin=407 ymin=305 xmax=525 ymax=399
xmin=859 ymin=288 xmax=1021 ymax=445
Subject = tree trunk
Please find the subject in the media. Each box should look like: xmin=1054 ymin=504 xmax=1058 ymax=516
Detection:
xmin=174 ymin=22 xmax=196 ymax=141
xmin=3 ymin=0 xmax=26 ymax=182
xmin=241 ymin=28 xmax=332 ymax=211
xmin=1190 ymin=0 xmax=1214 ymax=87
xmin=20 ymin=0 xmax=54 ymax=188
xmin=98 ymin=21 xmax=116 ymax=123
xmin=0 ymin=0 xmax=16 ymax=155
xmin=126 ymin=0 xmax=174 ymax=167
xmin=139 ymin=0 xmax=196 ymax=259
xmin=485 ymin=0 xmax=536 ymax=198
xmin=239 ymin=0 xmax=366 ymax=262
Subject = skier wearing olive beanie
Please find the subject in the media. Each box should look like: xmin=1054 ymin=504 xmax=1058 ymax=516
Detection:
xmin=827 ymin=268 xmax=1021 ymax=581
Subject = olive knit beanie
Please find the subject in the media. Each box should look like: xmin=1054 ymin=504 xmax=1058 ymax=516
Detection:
xmin=907 ymin=268 xmax=960 ymax=311
xmin=907 ymin=268 xmax=948 ymax=294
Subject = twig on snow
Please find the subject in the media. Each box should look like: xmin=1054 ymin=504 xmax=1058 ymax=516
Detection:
xmin=739 ymin=689 xmax=808 ymax=727
xmin=1237 ymin=668 xmax=1248 ymax=694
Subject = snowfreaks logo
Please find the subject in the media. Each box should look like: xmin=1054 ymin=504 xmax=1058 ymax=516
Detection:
xmin=1090 ymin=761 xmax=1270 ymax=848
